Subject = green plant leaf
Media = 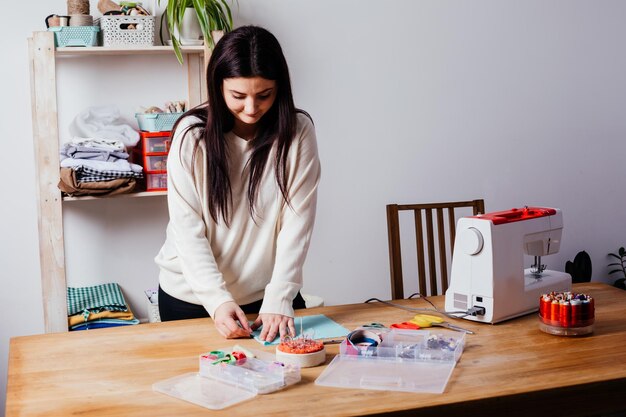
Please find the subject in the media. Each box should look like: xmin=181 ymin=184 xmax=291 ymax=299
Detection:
xmin=608 ymin=253 xmax=622 ymax=260
xmin=159 ymin=0 xmax=233 ymax=63
xmin=609 ymin=269 xmax=624 ymax=275
xmin=192 ymin=0 xmax=211 ymax=46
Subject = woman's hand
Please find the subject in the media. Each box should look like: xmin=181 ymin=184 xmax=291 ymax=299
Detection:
xmin=213 ymin=301 xmax=253 ymax=339
xmin=252 ymin=313 xmax=296 ymax=342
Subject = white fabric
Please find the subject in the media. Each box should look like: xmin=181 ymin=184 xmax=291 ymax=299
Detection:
xmin=155 ymin=113 xmax=320 ymax=318
xmin=60 ymin=157 xmax=144 ymax=173
xmin=70 ymin=105 xmax=140 ymax=147
xmin=68 ymin=137 xmax=126 ymax=151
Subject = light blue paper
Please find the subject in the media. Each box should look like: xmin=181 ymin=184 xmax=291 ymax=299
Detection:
xmin=251 ymin=314 xmax=350 ymax=346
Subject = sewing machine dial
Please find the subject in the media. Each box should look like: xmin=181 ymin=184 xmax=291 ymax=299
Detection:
xmin=458 ymin=227 xmax=483 ymax=255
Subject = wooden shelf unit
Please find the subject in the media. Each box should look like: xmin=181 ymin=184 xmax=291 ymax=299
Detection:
xmin=28 ymin=31 xmax=207 ymax=333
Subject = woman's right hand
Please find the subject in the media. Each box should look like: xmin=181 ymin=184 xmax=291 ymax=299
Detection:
xmin=213 ymin=301 xmax=253 ymax=339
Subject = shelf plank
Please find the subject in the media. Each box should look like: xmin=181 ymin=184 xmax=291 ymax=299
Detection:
xmin=55 ymin=45 xmax=205 ymax=57
xmin=63 ymin=191 xmax=167 ymax=202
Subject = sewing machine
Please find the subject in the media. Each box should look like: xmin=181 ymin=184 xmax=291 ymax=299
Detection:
xmin=444 ymin=206 xmax=571 ymax=323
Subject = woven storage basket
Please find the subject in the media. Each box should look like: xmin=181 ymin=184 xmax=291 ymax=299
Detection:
xmin=135 ymin=112 xmax=183 ymax=132
xmin=48 ymin=26 xmax=99 ymax=47
xmin=99 ymin=15 xmax=155 ymax=46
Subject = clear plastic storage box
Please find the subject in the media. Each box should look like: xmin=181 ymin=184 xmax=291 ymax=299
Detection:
xmin=153 ymin=348 xmax=301 ymax=410
xmin=315 ymin=329 xmax=465 ymax=394
xmin=199 ymin=352 xmax=301 ymax=395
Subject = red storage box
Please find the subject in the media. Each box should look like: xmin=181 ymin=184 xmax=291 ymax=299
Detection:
xmin=134 ymin=131 xmax=171 ymax=192
xmin=144 ymin=154 xmax=168 ymax=171
xmin=146 ymin=172 xmax=168 ymax=191
xmin=140 ymin=131 xmax=171 ymax=154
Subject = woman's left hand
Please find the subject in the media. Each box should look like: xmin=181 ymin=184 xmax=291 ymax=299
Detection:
xmin=252 ymin=314 xmax=296 ymax=342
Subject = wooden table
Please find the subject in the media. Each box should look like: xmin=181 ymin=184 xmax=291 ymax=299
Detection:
xmin=6 ymin=283 xmax=626 ymax=417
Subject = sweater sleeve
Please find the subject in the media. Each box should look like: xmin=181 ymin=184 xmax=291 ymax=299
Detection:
xmin=260 ymin=116 xmax=321 ymax=317
xmin=166 ymin=119 xmax=234 ymax=317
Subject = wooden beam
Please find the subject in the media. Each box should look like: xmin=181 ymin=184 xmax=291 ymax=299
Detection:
xmin=29 ymin=31 xmax=68 ymax=333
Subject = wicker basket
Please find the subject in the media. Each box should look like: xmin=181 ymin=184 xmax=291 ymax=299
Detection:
xmin=99 ymin=15 xmax=155 ymax=46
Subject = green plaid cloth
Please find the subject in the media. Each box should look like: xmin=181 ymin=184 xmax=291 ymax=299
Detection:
xmin=67 ymin=283 xmax=129 ymax=317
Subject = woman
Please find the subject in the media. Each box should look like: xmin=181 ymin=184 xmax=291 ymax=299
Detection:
xmin=155 ymin=25 xmax=320 ymax=343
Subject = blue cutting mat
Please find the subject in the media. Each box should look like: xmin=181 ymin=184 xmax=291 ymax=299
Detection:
xmin=251 ymin=314 xmax=350 ymax=346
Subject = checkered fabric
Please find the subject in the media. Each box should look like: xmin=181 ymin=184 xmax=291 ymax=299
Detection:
xmin=67 ymin=283 xmax=129 ymax=317
xmin=74 ymin=166 xmax=143 ymax=183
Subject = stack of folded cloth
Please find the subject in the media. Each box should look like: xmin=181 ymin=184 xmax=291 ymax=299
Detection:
xmin=59 ymin=137 xmax=144 ymax=197
xmin=67 ymin=282 xmax=140 ymax=331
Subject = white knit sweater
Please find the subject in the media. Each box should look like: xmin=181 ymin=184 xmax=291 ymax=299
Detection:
xmin=155 ymin=113 xmax=320 ymax=318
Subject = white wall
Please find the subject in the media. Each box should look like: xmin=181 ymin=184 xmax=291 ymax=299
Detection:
xmin=2 ymin=1 xmax=626 ymax=414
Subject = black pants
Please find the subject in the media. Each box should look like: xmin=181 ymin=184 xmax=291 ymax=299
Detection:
xmin=158 ymin=286 xmax=307 ymax=322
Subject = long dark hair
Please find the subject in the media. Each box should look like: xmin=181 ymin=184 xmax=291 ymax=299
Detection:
xmin=175 ymin=25 xmax=305 ymax=225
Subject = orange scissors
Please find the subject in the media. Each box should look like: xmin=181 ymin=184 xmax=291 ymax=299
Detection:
xmin=411 ymin=314 xmax=474 ymax=334
xmin=391 ymin=314 xmax=474 ymax=334
xmin=390 ymin=321 xmax=420 ymax=330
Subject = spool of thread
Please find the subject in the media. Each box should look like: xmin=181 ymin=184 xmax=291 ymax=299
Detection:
xmin=538 ymin=291 xmax=595 ymax=336
xmin=67 ymin=0 xmax=90 ymax=15
xmin=69 ymin=14 xmax=94 ymax=26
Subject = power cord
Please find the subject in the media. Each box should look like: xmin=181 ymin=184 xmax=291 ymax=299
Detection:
xmin=363 ymin=292 xmax=472 ymax=320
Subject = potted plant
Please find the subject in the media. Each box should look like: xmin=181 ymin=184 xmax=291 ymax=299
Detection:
xmin=608 ymin=247 xmax=626 ymax=290
xmin=159 ymin=0 xmax=233 ymax=64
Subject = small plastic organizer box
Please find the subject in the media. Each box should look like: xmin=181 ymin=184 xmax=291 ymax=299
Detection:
xmin=153 ymin=348 xmax=301 ymax=410
xmin=315 ymin=328 xmax=465 ymax=394
xmin=98 ymin=15 xmax=155 ymax=46
xmin=48 ymin=26 xmax=99 ymax=47
xmin=135 ymin=112 xmax=183 ymax=132
xmin=144 ymin=289 xmax=160 ymax=323
xmin=134 ymin=131 xmax=171 ymax=191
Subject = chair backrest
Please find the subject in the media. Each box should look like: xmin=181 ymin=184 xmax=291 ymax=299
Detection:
xmin=386 ymin=199 xmax=485 ymax=299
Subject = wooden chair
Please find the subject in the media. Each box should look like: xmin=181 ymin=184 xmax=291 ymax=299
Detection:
xmin=386 ymin=199 xmax=485 ymax=299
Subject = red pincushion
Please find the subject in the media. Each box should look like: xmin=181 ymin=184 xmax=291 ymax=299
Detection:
xmin=277 ymin=338 xmax=324 ymax=354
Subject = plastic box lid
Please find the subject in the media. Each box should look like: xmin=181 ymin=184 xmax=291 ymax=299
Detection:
xmin=153 ymin=373 xmax=256 ymax=410
xmin=315 ymin=329 xmax=465 ymax=394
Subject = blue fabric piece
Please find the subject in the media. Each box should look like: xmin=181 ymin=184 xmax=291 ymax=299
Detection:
xmin=69 ymin=317 xmax=140 ymax=331
xmin=70 ymin=320 xmax=138 ymax=331
xmin=252 ymin=314 xmax=350 ymax=346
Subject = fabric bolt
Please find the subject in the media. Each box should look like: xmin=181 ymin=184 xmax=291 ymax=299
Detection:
xmin=61 ymin=145 xmax=130 ymax=162
xmin=69 ymin=136 xmax=126 ymax=151
xmin=70 ymin=319 xmax=140 ymax=331
xmin=58 ymin=168 xmax=136 ymax=197
xmin=67 ymin=283 xmax=129 ymax=316
xmin=73 ymin=165 xmax=144 ymax=182
xmin=156 ymin=113 xmax=321 ymax=319
xmin=67 ymin=308 xmax=137 ymax=327
xmin=61 ymin=156 xmax=144 ymax=174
